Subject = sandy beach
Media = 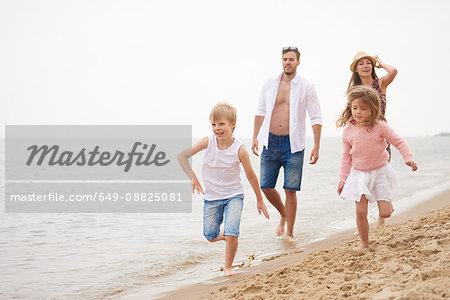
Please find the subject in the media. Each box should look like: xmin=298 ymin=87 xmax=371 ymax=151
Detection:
xmin=157 ymin=189 xmax=450 ymax=300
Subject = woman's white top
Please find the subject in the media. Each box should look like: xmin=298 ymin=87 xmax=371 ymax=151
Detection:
xmin=202 ymin=135 xmax=244 ymax=200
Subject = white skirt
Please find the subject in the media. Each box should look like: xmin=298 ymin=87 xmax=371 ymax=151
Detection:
xmin=340 ymin=164 xmax=398 ymax=203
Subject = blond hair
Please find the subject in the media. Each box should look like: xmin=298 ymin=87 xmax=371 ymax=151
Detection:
xmin=209 ymin=102 xmax=237 ymax=127
xmin=336 ymin=86 xmax=386 ymax=128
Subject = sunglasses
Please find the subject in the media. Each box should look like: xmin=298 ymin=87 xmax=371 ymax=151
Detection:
xmin=282 ymin=47 xmax=298 ymax=51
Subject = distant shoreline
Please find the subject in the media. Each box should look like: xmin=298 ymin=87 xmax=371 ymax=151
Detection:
xmin=436 ymin=132 xmax=450 ymax=137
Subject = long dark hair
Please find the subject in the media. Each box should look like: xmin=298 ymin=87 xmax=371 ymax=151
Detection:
xmin=347 ymin=60 xmax=378 ymax=92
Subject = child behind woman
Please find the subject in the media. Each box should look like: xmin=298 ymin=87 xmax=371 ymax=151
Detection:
xmin=336 ymin=86 xmax=418 ymax=249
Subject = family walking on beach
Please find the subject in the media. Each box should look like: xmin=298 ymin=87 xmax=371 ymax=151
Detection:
xmin=178 ymin=47 xmax=418 ymax=276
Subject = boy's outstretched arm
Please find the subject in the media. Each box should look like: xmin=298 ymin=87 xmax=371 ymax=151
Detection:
xmin=238 ymin=145 xmax=270 ymax=219
xmin=177 ymin=137 xmax=208 ymax=194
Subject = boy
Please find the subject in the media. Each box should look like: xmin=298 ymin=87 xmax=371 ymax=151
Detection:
xmin=178 ymin=102 xmax=269 ymax=276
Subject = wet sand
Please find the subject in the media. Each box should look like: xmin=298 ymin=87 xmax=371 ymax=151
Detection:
xmin=155 ymin=189 xmax=450 ymax=300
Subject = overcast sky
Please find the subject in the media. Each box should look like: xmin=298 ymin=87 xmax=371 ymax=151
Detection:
xmin=1 ymin=0 xmax=449 ymax=138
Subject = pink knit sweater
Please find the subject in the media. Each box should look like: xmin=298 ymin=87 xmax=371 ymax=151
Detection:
xmin=339 ymin=121 xmax=414 ymax=182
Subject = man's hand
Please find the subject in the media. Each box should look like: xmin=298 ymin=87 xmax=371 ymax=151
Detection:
xmin=309 ymin=146 xmax=320 ymax=164
xmin=251 ymin=138 xmax=259 ymax=156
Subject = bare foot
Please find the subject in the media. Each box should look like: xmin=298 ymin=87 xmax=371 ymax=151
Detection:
xmin=353 ymin=242 xmax=369 ymax=251
xmin=275 ymin=217 xmax=286 ymax=236
xmin=223 ymin=267 xmax=238 ymax=277
xmin=353 ymin=230 xmax=359 ymax=237
xmin=284 ymin=231 xmax=295 ymax=239
xmin=283 ymin=235 xmax=295 ymax=243
xmin=376 ymin=216 xmax=385 ymax=230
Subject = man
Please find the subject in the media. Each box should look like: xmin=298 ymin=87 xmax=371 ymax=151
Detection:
xmin=252 ymin=46 xmax=322 ymax=238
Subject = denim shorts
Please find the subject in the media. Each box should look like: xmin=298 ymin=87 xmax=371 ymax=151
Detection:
xmin=203 ymin=194 xmax=244 ymax=240
xmin=260 ymin=133 xmax=304 ymax=191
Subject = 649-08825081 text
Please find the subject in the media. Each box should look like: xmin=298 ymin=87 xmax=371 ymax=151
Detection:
xmin=9 ymin=192 xmax=183 ymax=202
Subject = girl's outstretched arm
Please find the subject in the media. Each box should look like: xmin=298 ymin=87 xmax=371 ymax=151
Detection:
xmin=177 ymin=136 xmax=208 ymax=194
xmin=382 ymin=123 xmax=418 ymax=172
xmin=382 ymin=123 xmax=414 ymax=162
xmin=238 ymin=145 xmax=270 ymax=219
xmin=405 ymin=160 xmax=418 ymax=171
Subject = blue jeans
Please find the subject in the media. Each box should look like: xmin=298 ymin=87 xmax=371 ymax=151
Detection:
xmin=203 ymin=194 xmax=244 ymax=240
xmin=260 ymin=133 xmax=304 ymax=191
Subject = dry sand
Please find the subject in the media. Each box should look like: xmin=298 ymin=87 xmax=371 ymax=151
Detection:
xmin=158 ymin=189 xmax=450 ymax=300
xmin=211 ymin=205 xmax=450 ymax=299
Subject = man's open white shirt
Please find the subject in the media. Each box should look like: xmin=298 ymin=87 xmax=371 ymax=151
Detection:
xmin=256 ymin=73 xmax=323 ymax=153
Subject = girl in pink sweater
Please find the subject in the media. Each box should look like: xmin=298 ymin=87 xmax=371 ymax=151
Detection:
xmin=336 ymin=86 xmax=418 ymax=249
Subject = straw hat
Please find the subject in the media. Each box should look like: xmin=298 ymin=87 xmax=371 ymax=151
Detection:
xmin=350 ymin=51 xmax=376 ymax=71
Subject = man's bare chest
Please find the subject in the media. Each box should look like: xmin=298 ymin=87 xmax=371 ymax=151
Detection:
xmin=275 ymin=83 xmax=291 ymax=105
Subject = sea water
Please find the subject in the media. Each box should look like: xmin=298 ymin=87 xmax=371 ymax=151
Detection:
xmin=1 ymin=137 xmax=449 ymax=299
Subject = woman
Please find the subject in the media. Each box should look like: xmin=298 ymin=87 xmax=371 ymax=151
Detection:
xmin=348 ymin=51 xmax=398 ymax=117
xmin=347 ymin=51 xmax=398 ymax=230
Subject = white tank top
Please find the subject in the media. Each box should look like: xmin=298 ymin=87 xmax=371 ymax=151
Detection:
xmin=202 ymin=135 xmax=244 ymax=200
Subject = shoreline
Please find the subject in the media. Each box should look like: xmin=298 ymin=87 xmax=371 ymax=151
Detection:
xmin=143 ymin=188 xmax=450 ymax=300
